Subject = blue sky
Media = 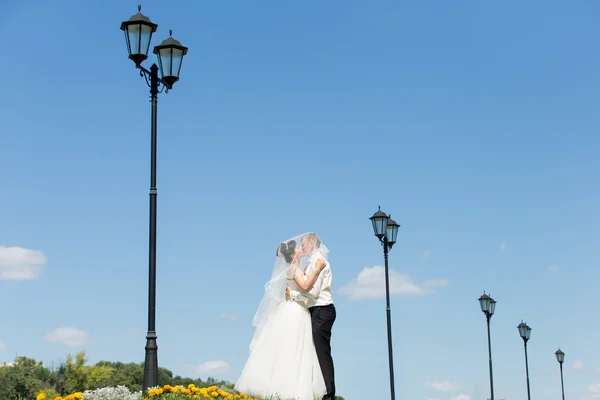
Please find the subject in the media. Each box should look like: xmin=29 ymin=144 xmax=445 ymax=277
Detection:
xmin=1 ymin=0 xmax=600 ymax=399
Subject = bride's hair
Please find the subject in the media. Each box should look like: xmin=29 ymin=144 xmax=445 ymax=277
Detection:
xmin=277 ymin=240 xmax=297 ymax=263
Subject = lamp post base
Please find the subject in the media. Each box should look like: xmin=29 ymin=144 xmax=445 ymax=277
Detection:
xmin=143 ymin=331 xmax=158 ymax=390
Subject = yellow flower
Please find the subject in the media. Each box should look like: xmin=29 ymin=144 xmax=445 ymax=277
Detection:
xmin=54 ymin=397 xmax=63 ymax=400
xmin=148 ymin=388 xmax=164 ymax=397
xmin=37 ymin=394 xmax=47 ymax=400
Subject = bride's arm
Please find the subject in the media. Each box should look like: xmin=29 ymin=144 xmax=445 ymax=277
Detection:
xmin=287 ymin=259 xmax=310 ymax=303
xmin=293 ymin=257 xmax=327 ymax=292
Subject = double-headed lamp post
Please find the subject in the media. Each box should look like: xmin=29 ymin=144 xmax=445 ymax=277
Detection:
xmin=517 ymin=321 xmax=532 ymax=400
xmin=556 ymin=348 xmax=566 ymax=400
xmin=369 ymin=206 xmax=400 ymax=400
xmin=120 ymin=5 xmax=189 ymax=391
xmin=478 ymin=292 xmax=497 ymax=400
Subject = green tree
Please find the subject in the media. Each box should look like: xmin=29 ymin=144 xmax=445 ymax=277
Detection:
xmin=95 ymin=361 xmax=144 ymax=391
xmin=47 ymin=362 xmax=67 ymax=396
xmin=64 ymin=351 xmax=113 ymax=393
xmin=0 ymin=356 xmax=51 ymax=400
xmin=158 ymin=366 xmax=180 ymax=387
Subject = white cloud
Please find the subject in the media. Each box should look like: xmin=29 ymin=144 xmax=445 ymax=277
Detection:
xmin=338 ymin=266 xmax=448 ymax=300
xmin=0 ymin=246 xmax=47 ymax=280
xmin=450 ymin=395 xmax=472 ymax=400
xmin=0 ymin=340 xmax=5 ymax=351
xmin=426 ymin=380 xmax=460 ymax=392
xmin=187 ymin=361 xmax=231 ymax=376
xmin=44 ymin=327 xmax=90 ymax=347
xmin=500 ymin=244 xmax=507 ymax=250
xmin=219 ymin=312 xmax=237 ymax=321
xmin=0 ymin=362 xmax=14 ymax=367
xmin=574 ymin=361 xmax=585 ymax=371
xmin=423 ymin=250 xmax=433 ymax=260
xmin=548 ymin=265 xmax=559 ymax=274
xmin=583 ymin=384 xmax=600 ymax=399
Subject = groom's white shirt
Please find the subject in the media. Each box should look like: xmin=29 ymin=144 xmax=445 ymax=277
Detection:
xmin=290 ymin=250 xmax=333 ymax=308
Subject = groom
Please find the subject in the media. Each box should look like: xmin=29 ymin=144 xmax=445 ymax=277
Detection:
xmin=286 ymin=232 xmax=336 ymax=400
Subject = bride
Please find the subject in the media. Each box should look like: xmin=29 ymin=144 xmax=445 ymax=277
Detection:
xmin=235 ymin=234 xmax=327 ymax=400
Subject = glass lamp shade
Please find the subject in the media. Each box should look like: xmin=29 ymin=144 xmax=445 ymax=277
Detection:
xmin=386 ymin=216 xmax=400 ymax=246
xmin=153 ymin=30 xmax=188 ymax=87
xmin=489 ymin=299 xmax=496 ymax=315
xmin=370 ymin=206 xmax=389 ymax=239
xmin=518 ymin=321 xmax=532 ymax=341
xmin=478 ymin=293 xmax=496 ymax=316
xmin=555 ymin=348 xmax=565 ymax=364
xmin=120 ymin=5 xmax=158 ymax=65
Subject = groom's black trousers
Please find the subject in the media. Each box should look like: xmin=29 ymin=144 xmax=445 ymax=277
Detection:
xmin=309 ymin=304 xmax=336 ymax=399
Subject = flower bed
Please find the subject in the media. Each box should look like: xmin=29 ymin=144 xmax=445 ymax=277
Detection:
xmin=145 ymin=384 xmax=259 ymax=400
xmin=36 ymin=384 xmax=263 ymax=400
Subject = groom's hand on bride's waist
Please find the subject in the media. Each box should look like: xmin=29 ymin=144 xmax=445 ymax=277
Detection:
xmin=285 ymin=285 xmax=291 ymax=301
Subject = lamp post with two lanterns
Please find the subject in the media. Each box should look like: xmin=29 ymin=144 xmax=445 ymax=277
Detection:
xmin=120 ymin=5 xmax=189 ymax=391
xmin=369 ymin=206 xmax=400 ymax=400
xmin=556 ymin=348 xmax=566 ymax=400
xmin=478 ymin=292 xmax=497 ymax=400
xmin=517 ymin=321 xmax=532 ymax=400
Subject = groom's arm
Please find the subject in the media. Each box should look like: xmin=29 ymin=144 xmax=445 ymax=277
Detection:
xmin=289 ymin=289 xmax=310 ymax=303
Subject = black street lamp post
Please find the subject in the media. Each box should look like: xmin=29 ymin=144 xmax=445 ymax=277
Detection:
xmin=478 ymin=292 xmax=497 ymax=400
xmin=120 ymin=5 xmax=188 ymax=391
xmin=370 ymin=206 xmax=400 ymax=400
xmin=556 ymin=348 xmax=566 ymax=400
xmin=518 ymin=321 xmax=532 ymax=400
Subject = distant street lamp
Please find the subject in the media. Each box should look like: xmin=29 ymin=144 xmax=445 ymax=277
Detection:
xmin=479 ymin=292 xmax=497 ymax=400
xmin=556 ymin=348 xmax=566 ymax=400
xmin=370 ymin=206 xmax=400 ymax=400
xmin=120 ymin=5 xmax=189 ymax=391
xmin=517 ymin=321 xmax=532 ymax=400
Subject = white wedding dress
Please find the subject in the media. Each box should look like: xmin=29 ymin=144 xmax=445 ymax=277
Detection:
xmin=235 ymin=279 xmax=326 ymax=400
